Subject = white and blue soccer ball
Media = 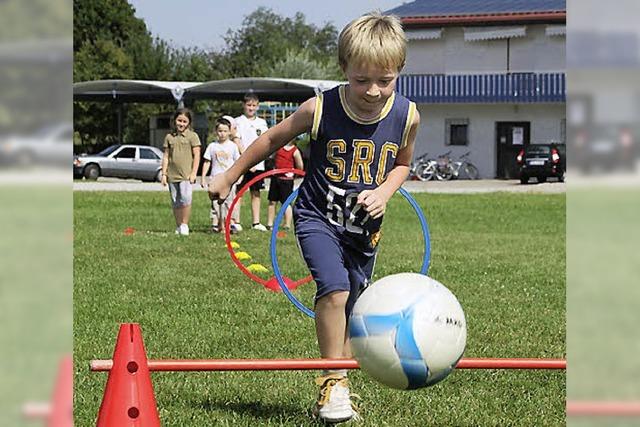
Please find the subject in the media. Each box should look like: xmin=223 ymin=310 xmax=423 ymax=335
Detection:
xmin=349 ymin=273 xmax=466 ymax=390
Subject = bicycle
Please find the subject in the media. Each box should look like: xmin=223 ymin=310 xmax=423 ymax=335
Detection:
xmin=435 ymin=151 xmax=480 ymax=181
xmin=449 ymin=151 xmax=479 ymax=180
xmin=409 ymin=152 xmax=437 ymax=181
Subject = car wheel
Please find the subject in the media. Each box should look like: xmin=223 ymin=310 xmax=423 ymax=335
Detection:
xmin=520 ymin=175 xmax=528 ymax=184
xmin=155 ymin=170 xmax=163 ymax=182
xmin=537 ymin=176 xmax=547 ymax=183
xmin=84 ymin=164 xmax=100 ymax=180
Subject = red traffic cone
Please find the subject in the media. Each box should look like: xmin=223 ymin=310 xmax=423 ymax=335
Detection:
xmin=96 ymin=323 xmax=160 ymax=426
xmin=47 ymin=355 xmax=73 ymax=427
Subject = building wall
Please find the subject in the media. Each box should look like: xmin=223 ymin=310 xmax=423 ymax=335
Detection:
xmin=414 ymin=103 xmax=566 ymax=178
xmin=404 ymin=25 xmax=565 ymax=75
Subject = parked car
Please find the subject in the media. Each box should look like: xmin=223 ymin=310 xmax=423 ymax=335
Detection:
xmin=516 ymin=143 xmax=565 ymax=184
xmin=73 ymin=144 xmax=163 ymax=181
xmin=575 ymin=126 xmax=636 ymax=173
xmin=0 ymin=123 xmax=72 ymax=167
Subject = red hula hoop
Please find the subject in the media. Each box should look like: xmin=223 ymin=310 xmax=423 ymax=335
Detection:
xmin=224 ymin=168 xmax=313 ymax=288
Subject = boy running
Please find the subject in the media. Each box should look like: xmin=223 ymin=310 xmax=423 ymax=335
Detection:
xmin=209 ymin=12 xmax=419 ymax=423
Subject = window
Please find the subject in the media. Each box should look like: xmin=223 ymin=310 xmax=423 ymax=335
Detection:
xmin=140 ymin=148 xmax=159 ymax=160
xmin=115 ymin=147 xmax=136 ymax=159
xmin=445 ymin=119 xmax=469 ymax=146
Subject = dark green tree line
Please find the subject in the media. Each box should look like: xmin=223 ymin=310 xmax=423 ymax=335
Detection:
xmin=73 ymin=2 xmax=341 ymax=150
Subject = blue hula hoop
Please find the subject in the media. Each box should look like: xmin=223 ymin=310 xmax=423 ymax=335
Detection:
xmin=270 ymin=187 xmax=431 ymax=319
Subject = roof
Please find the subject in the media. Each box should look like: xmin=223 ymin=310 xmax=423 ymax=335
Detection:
xmin=188 ymin=78 xmax=342 ymax=102
xmin=388 ymin=0 xmax=565 ymax=16
xmin=387 ymin=0 xmax=565 ymax=26
xmin=73 ymin=80 xmax=202 ymax=103
xmin=73 ymin=78 xmax=344 ymax=103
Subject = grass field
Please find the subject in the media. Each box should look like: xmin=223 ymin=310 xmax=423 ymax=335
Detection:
xmin=74 ymin=190 xmax=565 ymax=426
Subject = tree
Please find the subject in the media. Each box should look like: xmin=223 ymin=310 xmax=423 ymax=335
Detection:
xmin=265 ymin=49 xmax=341 ymax=80
xmin=222 ymin=7 xmax=342 ymax=80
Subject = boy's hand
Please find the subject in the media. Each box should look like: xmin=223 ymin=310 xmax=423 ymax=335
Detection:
xmin=200 ymin=177 xmax=207 ymax=188
xmin=189 ymin=173 xmax=197 ymax=184
xmin=357 ymin=189 xmax=388 ymax=219
xmin=208 ymin=173 xmax=233 ymax=203
xmin=161 ymin=174 xmax=167 ymax=187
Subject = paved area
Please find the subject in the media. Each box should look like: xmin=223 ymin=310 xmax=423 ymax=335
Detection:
xmin=72 ymin=177 xmax=567 ymax=194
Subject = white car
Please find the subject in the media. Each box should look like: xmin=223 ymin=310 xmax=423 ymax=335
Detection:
xmin=73 ymin=144 xmax=164 ymax=181
xmin=0 ymin=123 xmax=72 ymax=167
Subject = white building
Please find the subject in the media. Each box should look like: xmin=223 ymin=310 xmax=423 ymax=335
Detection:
xmin=387 ymin=0 xmax=566 ymax=178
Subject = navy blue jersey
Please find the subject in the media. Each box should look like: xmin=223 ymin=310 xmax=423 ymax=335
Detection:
xmin=295 ymin=85 xmax=417 ymax=256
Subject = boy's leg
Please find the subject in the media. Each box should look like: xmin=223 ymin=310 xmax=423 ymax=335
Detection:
xmin=210 ymin=199 xmax=219 ymax=231
xmin=220 ymin=186 xmax=235 ymax=232
xmin=296 ymin=221 xmax=357 ymax=422
xmin=284 ymin=206 xmax=293 ymax=229
xmin=266 ymin=177 xmax=279 ymax=228
xmin=267 ymin=201 xmax=276 ymax=228
xmin=250 ymin=190 xmax=261 ymax=225
xmin=280 ymin=180 xmax=294 ymax=229
xmin=315 ymin=291 xmax=349 ymax=358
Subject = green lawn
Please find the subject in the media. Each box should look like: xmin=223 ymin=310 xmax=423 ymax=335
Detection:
xmin=74 ymin=190 xmax=565 ymax=426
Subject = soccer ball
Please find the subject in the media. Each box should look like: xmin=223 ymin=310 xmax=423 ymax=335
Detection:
xmin=348 ymin=273 xmax=466 ymax=390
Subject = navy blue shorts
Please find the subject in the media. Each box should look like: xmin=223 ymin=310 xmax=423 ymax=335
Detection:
xmin=295 ymin=215 xmax=376 ymax=317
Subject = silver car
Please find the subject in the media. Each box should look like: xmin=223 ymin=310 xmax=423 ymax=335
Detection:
xmin=74 ymin=144 xmax=163 ymax=181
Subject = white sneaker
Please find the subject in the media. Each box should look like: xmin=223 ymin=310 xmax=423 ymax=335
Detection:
xmin=313 ymin=374 xmax=358 ymax=424
xmin=252 ymin=223 xmax=268 ymax=231
xmin=233 ymin=223 xmax=243 ymax=232
xmin=179 ymin=223 xmax=189 ymax=236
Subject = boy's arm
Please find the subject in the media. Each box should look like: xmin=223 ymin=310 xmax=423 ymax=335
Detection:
xmin=357 ymin=109 xmax=420 ymax=219
xmin=232 ymin=136 xmax=243 ymax=154
xmin=209 ymin=98 xmax=315 ymax=201
xmin=201 ymin=160 xmax=211 ymax=188
xmin=293 ymin=148 xmax=304 ymax=171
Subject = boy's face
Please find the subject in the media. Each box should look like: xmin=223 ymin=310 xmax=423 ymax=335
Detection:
xmin=175 ymin=114 xmax=190 ymax=132
xmin=216 ymin=124 xmax=230 ymax=141
xmin=343 ymin=62 xmax=398 ymax=113
xmin=243 ymin=99 xmax=259 ymax=118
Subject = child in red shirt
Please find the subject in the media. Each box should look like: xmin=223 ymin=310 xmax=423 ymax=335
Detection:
xmin=266 ymin=140 xmax=304 ymax=229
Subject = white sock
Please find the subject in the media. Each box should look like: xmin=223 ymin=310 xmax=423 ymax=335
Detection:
xmin=323 ymin=369 xmax=347 ymax=378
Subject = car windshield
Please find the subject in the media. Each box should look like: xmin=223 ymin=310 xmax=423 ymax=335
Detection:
xmin=97 ymin=145 xmax=120 ymax=156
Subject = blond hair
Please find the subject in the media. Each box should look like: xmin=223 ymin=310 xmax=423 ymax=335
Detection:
xmin=338 ymin=11 xmax=406 ymax=72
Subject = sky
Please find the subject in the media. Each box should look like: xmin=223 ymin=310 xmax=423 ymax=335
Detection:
xmin=127 ymin=0 xmax=403 ymax=51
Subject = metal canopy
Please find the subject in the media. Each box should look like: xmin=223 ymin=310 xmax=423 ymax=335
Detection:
xmin=73 ymin=78 xmax=344 ymax=104
xmin=73 ymin=80 xmax=202 ymax=103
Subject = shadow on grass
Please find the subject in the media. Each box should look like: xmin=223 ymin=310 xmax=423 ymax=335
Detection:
xmin=195 ymin=398 xmax=314 ymax=423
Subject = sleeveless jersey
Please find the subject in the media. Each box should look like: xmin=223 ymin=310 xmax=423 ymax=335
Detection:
xmin=294 ymin=85 xmax=417 ymax=256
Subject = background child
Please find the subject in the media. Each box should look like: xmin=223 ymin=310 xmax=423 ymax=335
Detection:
xmin=235 ymin=93 xmax=269 ymax=231
xmin=201 ymin=117 xmax=240 ymax=233
xmin=266 ymin=140 xmax=304 ymax=230
xmin=209 ymin=12 xmax=419 ymax=423
xmin=161 ymin=108 xmax=201 ymax=236
xmin=222 ymin=114 xmax=244 ymax=231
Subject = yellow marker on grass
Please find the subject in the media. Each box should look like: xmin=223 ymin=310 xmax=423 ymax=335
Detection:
xmin=247 ymin=263 xmax=269 ymax=273
xmin=235 ymin=251 xmax=252 ymax=260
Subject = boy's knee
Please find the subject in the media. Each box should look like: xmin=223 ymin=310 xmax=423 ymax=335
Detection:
xmin=318 ymin=291 xmax=349 ymax=308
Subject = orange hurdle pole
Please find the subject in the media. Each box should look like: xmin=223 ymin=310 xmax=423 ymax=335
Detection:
xmin=91 ymin=357 xmax=566 ymax=372
xmin=567 ymin=401 xmax=640 ymax=417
